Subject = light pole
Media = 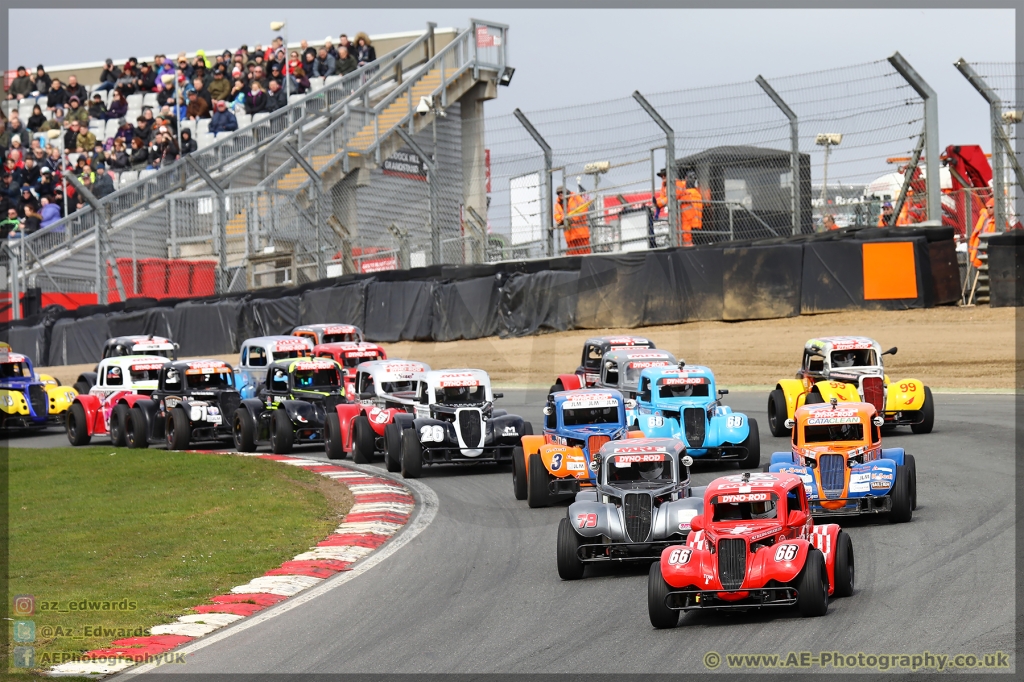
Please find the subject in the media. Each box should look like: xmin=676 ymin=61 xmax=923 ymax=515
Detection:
xmin=271 ymin=21 xmax=290 ymax=101
xmin=46 ymin=129 xmax=69 ymax=217
xmin=815 ymin=133 xmax=842 ymax=211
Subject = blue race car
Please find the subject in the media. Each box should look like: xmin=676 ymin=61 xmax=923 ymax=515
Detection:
xmin=632 ymin=364 xmax=760 ymax=468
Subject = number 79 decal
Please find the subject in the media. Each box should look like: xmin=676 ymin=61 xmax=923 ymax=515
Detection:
xmin=576 ymin=513 xmax=597 ymax=529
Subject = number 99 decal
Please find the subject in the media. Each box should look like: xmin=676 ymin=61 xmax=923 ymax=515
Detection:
xmin=550 ymin=452 xmax=563 ymax=471
xmin=774 ymin=544 xmax=799 ymax=562
xmin=668 ymin=548 xmax=692 ymax=565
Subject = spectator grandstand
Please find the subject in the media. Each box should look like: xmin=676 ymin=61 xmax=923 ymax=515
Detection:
xmin=1 ymin=30 xmax=383 ymax=237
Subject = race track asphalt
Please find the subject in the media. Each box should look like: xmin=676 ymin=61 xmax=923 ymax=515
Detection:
xmin=6 ymin=391 xmax=1016 ymax=674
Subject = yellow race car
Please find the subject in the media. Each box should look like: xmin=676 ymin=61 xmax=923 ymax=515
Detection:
xmin=766 ymin=336 xmax=932 ymax=437
xmin=1 ymin=346 xmax=77 ymax=429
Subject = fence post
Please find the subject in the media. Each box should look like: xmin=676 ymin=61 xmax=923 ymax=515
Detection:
xmin=184 ymin=156 xmax=228 ymax=290
xmin=955 ymin=59 xmax=1005 ymax=232
xmin=888 ymin=52 xmax=941 ymax=225
xmin=513 ymin=108 xmax=554 ymax=257
xmin=633 ymin=91 xmax=678 ymax=247
xmin=396 ymin=127 xmax=438 ymax=265
xmin=756 ymin=75 xmax=801 ymax=235
xmin=6 ymin=243 xmax=20 ymax=320
xmin=283 ymin=143 xmax=326 ymax=279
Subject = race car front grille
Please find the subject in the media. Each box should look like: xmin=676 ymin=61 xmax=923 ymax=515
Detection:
xmin=323 ymin=393 xmax=346 ymax=411
xmin=623 ymin=493 xmax=653 ymax=543
xmin=717 ymin=538 xmax=746 ymax=590
xmin=28 ymin=385 xmax=47 ymax=417
xmin=683 ymin=408 xmax=706 ymax=448
xmin=862 ymin=376 xmax=884 ymax=412
xmin=819 ymin=454 xmax=846 ymax=499
xmin=218 ymin=392 xmax=240 ymax=420
xmin=588 ymin=435 xmax=610 ymax=456
xmin=458 ymin=409 xmax=482 ymax=447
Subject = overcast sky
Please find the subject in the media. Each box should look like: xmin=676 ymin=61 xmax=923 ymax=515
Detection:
xmin=9 ymin=8 xmax=1016 ymax=146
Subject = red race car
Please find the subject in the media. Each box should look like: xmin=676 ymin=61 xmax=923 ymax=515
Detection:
xmin=648 ymin=471 xmax=854 ymax=627
xmin=313 ymin=341 xmax=388 ymax=395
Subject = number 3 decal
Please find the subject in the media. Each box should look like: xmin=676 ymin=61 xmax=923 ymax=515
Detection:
xmin=551 ymin=453 xmax=563 ymax=471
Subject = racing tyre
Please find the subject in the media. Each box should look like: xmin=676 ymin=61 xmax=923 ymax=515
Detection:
xmin=522 ymin=421 xmax=533 ymax=436
xmin=804 ymin=391 xmax=824 ymax=405
xmin=512 ymin=447 xmax=528 ymax=500
xmin=794 ymin=548 xmax=829 ymax=617
xmin=833 ymin=531 xmax=855 ymax=598
xmin=548 ymin=381 xmax=564 ymax=400
xmin=73 ymin=380 xmax=91 ymax=396
xmin=556 ymin=516 xmax=586 ymax=580
xmin=647 ymin=561 xmax=679 ymax=629
xmin=66 ymin=402 xmax=91 ymax=446
xmin=270 ymin=409 xmax=295 ymax=454
xmin=905 ymin=453 xmax=917 ymax=510
xmin=110 ymin=403 xmax=131 ymax=447
xmin=737 ymin=418 xmax=760 ymax=469
xmin=910 ymin=386 xmax=934 ymax=434
xmin=527 ymin=452 xmax=551 ymax=508
xmin=166 ymin=407 xmax=192 ymax=451
xmin=325 ymin=414 xmax=344 ymax=460
xmin=762 ymin=464 xmax=771 ymax=473
xmin=233 ymin=409 xmax=257 ymax=453
xmin=351 ymin=415 xmax=374 ymax=464
xmin=767 ymin=389 xmax=790 ymax=437
xmin=384 ymin=423 xmax=402 ymax=472
xmin=888 ymin=464 xmax=912 ymax=523
xmin=400 ymin=432 xmax=423 ymax=478
xmin=125 ymin=406 xmax=149 ymax=449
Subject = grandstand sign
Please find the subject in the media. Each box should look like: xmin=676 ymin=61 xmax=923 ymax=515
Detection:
xmin=382 ymin=148 xmax=428 ymax=182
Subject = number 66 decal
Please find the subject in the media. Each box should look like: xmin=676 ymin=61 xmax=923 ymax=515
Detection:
xmin=576 ymin=513 xmax=598 ymax=529
xmin=668 ymin=548 xmax=692 ymax=565
xmin=774 ymin=544 xmax=799 ymax=562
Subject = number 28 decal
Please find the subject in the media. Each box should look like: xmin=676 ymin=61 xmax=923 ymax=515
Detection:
xmin=774 ymin=544 xmax=799 ymax=562
xmin=576 ymin=513 xmax=597 ymax=529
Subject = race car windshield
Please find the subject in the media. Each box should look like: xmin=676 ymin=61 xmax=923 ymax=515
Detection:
xmin=804 ymin=423 xmax=864 ymax=443
xmin=130 ymin=367 xmax=162 ymax=382
xmin=381 ymin=381 xmax=418 ymax=395
xmin=136 ymin=349 xmax=174 ymax=359
xmin=712 ymin=497 xmax=778 ymax=521
xmin=562 ymin=406 xmax=619 ymax=426
xmin=830 ymin=349 xmax=877 ymax=367
xmin=293 ymin=368 xmax=341 ymax=389
xmin=342 ymin=353 xmax=379 ymax=368
xmin=186 ymin=371 xmax=233 ymax=390
xmin=438 ymin=385 xmax=486 ymax=404
xmin=0 ymin=362 xmax=31 ymax=378
xmin=606 ymin=457 xmax=674 ymax=485
xmin=273 ymin=349 xmax=311 ymax=361
xmin=322 ymin=332 xmax=359 ymax=343
xmin=659 ymin=383 xmax=710 ymax=398
xmin=622 ymin=365 xmax=654 ymax=386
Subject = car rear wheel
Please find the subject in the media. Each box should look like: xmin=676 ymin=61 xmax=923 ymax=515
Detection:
xmin=512 ymin=447 xmax=528 ymax=500
xmin=548 ymin=381 xmax=564 ymax=401
xmin=110 ymin=403 xmax=130 ymax=447
xmin=126 ymin=406 xmax=149 ymax=449
xmin=527 ymin=452 xmax=551 ymax=508
xmin=325 ymin=414 xmax=344 ymax=460
xmin=804 ymin=391 xmax=824 ymax=405
xmin=384 ymin=423 xmax=402 ymax=472
xmin=73 ymin=380 xmax=91 ymax=396
xmin=166 ymin=407 xmax=192 ymax=451
xmin=351 ymin=415 xmax=374 ymax=464
xmin=233 ymin=408 xmax=257 ymax=453
xmin=737 ymin=418 xmax=760 ymax=469
xmin=794 ymin=548 xmax=829 ymax=617
xmin=888 ymin=464 xmax=912 ymax=523
xmin=556 ymin=517 xmax=586 ymax=580
xmin=833 ymin=531 xmax=855 ymax=598
xmin=910 ymin=386 xmax=934 ymax=434
xmin=647 ymin=561 xmax=679 ymax=629
xmin=270 ymin=409 xmax=294 ymax=454
xmin=400 ymin=431 xmax=423 ymax=478
xmin=66 ymin=402 xmax=91 ymax=446
xmin=767 ymin=389 xmax=790 ymax=437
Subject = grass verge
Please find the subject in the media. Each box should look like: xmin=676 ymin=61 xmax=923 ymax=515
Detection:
xmin=6 ymin=447 xmax=352 ymax=677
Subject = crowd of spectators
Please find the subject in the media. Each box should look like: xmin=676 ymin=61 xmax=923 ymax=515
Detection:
xmin=2 ymin=31 xmax=377 ymax=239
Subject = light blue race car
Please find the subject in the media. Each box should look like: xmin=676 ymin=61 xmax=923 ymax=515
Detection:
xmin=632 ymin=364 xmax=760 ymax=468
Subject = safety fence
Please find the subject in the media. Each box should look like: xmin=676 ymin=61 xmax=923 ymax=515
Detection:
xmin=2 ymin=225 xmax=961 ymax=366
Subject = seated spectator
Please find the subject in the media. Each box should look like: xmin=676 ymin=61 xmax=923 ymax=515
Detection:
xmin=0 ymin=121 xmax=8 ymax=149
xmin=229 ymin=80 xmax=247 ymax=112
xmin=178 ymin=54 xmax=193 ymax=82
xmin=301 ymin=41 xmax=316 ymax=62
xmin=105 ymin=91 xmax=128 ymax=120
xmin=302 ymin=51 xmax=317 ymax=79
xmin=192 ymin=77 xmax=213 ymax=109
xmin=335 ymin=46 xmax=357 ymax=76
xmin=157 ymin=76 xmax=177 ymax=108
xmin=114 ymin=117 xmax=134 ymax=144
xmin=268 ymin=63 xmax=284 ymax=88
xmin=265 ymin=80 xmax=287 ymax=112
xmin=7 ymin=66 xmax=34 ymax=100
xmin=312 ymin=48 xmax=335 ymax=78
xmin=36 ymin=166 xmax=56 ymax=198
xmin=92 ymin=164 xmax=115 ymax=198
xmin=75 ymin=124 xmax=97 ymax=153
xmin=292 ymin=66 xmax=310 ymax=95
xmin=244 ymin=81 xmax=268 ymax=115
xmin=129 ymin=136 xmax=149 ymax=169
xmin=7 ymin=117 xmax=30 ymax=148
xmin=264 ymin=37 xmax=284 ymax=62
xmin=354 ymin=33 xmax=376 ymax=66
xmin=22 ymin=203 xmax=42 ymax=235
xmin=66 ymin=97 xmax=89 ymax=125
xmin=40 ymin=195 xmax=61 ymax=228
xmin=106 ymin=137 xmax=130 ymax=170
xmin=156 ymin=55 xmax=176 ymax=83
xmin=179 ymin=129 xmax=198 ymax=155
xmin=21 ymin=156 xmax=41 ymax=187
xmin=42 ymin=145 xmax=62 ymax=172
xmin=0 ymin=208 xmax=20 ymax=239
xmin=65 ymin=76 xmax=88 ymax=103
xmin=18 ymin=185 xmax=37 ymax=216
xmin=1 ymin=173 xmax=18 ymax=202
xmin=64 ymin=121 xmax=82 ymax=151
xmin=208 ymin=68 xmax=231 ymax=101
xmin=87 ymin=143 xmax=106 ymax=170
xmin=288 ymin=51 xmax=302 ymax=75
xmin=136 ymin=62 xmax=158 ymax=93
xmin=156 ymin=107 xmax=177 ymax=137
xmin=186 ymin=90 xmax=210 ymax=119
xmin=136 ymin=111 xmax=156 ymax=143
xmin=95 ymin=58 xmax=122 ymax=92
xmin=195 ymin=49 xmax=211 ymax=69
xmin=88 ymin=94 xmax=108 ymax=120
xmin=39 ymin=107 xmax=65 ymax=132
xmin=338 ymin=34 xmax=354 ymax=56
xmin=34 ymin=65 xmax=52 ymax=95
xmin=26 ymin=104 xmax=47 ymax=132
xmin=115 ymin=64 xmax=137 ymax=96
xmin=46 ymin=78 xmax=69 ymax=111
xmin=251 ymin=66 xmax=269 ymax=91
xmin=209 ymin=100 xmax=238 ymax=135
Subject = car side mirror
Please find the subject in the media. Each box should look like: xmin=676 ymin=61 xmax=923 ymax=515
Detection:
xmin=493 ymin=392 xmax=503 ymax=400
xmin=718 ymin=388 xmax=729 ymax=396
xmin=882 ymin=346 xmax=897 ymax=356
xmin=689 ymin=514 xmax=704 ymax=532
xmin=784 ymin=418 xmax=795 ymax=429
xmin=624 ymin=398 xmax=637 ymax=410
xmin=788 ymin=510 xmax=808 ymax=527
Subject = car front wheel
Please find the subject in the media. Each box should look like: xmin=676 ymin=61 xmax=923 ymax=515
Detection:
xmin=648 ymin=561 xmax=680 ymax=628
xmin=556 ymin=517 xmax=586 ymax=580
xmin=767 ymin=389 xmax=790 ymax=437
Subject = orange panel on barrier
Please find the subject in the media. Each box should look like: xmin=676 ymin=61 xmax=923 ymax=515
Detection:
xmin=862 ymin=241 xmax=918 ymax=300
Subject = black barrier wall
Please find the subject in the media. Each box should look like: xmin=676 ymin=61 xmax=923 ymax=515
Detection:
xmin=1 ymin=227 xmax=967 ymax=366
